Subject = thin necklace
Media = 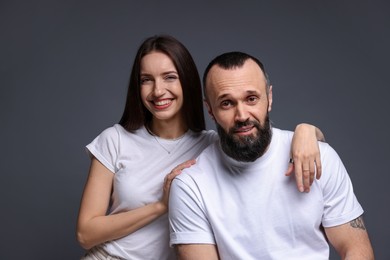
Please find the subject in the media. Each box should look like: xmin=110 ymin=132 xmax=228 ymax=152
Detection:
xmin=147 ymin=126 xmax=186 ymax=154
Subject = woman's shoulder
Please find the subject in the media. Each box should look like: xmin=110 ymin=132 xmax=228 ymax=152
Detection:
xmin=91 ymin=124 xmax=138 ymax=143
xmin=93 ymin=124 xmax=122 ymax=140
xmin=191 ymin=129 xmax=218 ymax=141
xmin=100 ymin=124 xmax=147 ymax=137
xmin=185 ymin=129 xmax=218 ymax=147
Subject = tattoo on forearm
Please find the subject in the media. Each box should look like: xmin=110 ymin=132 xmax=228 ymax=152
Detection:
xmin=350 ymin=216 xmax=366 ymax=230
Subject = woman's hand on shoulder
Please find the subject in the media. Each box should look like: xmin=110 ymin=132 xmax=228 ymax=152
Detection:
xmin=286 ymin=123 xmax=323 ymax=193
xmin=160 ymin=159 xmax=196 ymax=209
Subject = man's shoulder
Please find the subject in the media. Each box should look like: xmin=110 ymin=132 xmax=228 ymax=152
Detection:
xmin=176 ymin=141 xmax=220 ymax=181
xmin=272 ymin=127 xmax=294 ymax=137
xmin=272 ymin=127 xmax=336 ymax=159
xmin=271 ymin=127 xmax=294 ymax=146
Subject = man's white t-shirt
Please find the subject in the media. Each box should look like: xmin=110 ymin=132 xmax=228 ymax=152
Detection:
xmin=169 ymin=128 xmax=363 ymax=260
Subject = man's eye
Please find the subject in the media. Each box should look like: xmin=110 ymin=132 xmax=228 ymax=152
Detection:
xmin=247 ymin=96 xmax=258 ymax=103
xmin=221 ymin=100 xmax=232 ymax=108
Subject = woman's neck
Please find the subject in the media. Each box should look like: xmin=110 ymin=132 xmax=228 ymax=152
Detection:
xmin=148 ymin=118 xmax=188 ymax=139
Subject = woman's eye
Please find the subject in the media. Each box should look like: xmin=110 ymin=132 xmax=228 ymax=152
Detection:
xmin=165 ymin=74 xmax=178 ymax=81
xmin=141 ymin=78 xmax=151 ymax=84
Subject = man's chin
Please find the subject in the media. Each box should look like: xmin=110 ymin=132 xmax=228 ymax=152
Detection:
xmin=233 ymin=132 xmax=258 ymax=143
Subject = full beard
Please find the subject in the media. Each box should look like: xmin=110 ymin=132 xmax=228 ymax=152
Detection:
xmin=217 ymin=115 xmax=272 ymax=162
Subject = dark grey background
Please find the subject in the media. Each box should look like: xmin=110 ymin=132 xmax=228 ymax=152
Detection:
xmin=1 ymin=0 xmax=388 ymax=259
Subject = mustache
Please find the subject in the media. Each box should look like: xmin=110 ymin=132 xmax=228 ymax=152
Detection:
xmin=230 ymin=120 xmax=261 ymax=133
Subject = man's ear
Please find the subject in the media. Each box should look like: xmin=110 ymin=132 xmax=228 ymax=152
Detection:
xmin=204 ymin=99 xmax=215 ymax=121
xmin=267 ymin=85 xmax=273 ymax=112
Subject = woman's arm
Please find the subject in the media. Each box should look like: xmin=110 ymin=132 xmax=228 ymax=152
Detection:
xmin=286 ymin=123 xmax=325 ymax=192
xmin=76 ymin=157 xmax=195 ymax=249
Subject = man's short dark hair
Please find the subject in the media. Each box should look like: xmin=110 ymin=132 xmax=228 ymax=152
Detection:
xmin=203 ymin=51 xmax=271 ymax=101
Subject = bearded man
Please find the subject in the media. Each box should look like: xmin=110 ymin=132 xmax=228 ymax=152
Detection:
xmin=168 ymin=51 xmax=374 ymax=260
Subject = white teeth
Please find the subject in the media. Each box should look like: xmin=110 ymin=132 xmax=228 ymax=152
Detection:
xmin=154 ymin=100 xmax=171 ymax=106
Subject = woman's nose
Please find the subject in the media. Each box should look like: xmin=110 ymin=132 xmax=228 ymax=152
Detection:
xmin=153 ymin=79 xmax=165 ymax=96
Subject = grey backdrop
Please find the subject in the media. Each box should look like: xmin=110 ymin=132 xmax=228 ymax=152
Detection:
xmin=1 ymin=0 xmax=389 ymax=259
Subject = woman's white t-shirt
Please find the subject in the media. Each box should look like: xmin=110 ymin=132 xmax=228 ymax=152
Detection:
xmin=86 ymin=124 xmax=217 ymax=260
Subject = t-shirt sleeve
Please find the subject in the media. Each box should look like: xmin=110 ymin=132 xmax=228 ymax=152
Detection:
xmin=85 ymin=126 xmax=119 ymax=173
xmin=169 ymin=174 xmax=216 ymax=246
xmin=320 ymin=143 xmax=364 ymax=227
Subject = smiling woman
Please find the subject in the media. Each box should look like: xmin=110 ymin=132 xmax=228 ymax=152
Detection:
xmin=76 ymin=35 xmax=325 ymax=260
xmin=140 ymin=52 xmax=185 ymax=135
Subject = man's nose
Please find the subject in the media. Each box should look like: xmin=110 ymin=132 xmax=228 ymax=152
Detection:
xmin=235 ymin=103 xmax=249 ymax=122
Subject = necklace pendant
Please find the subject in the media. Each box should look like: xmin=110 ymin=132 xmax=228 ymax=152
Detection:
xmin=151 ymin=131 xmax=186 ymax=155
